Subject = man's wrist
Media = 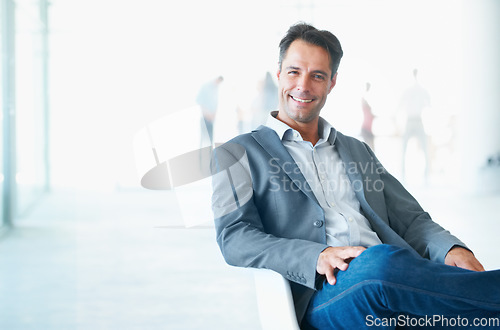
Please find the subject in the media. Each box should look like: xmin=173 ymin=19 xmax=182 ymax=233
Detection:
xmin=447 ymin=245 xmax=473 ymax=256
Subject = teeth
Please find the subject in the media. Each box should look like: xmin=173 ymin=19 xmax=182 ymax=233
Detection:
xmin=291 ymin=95 xmax=312 ymax=103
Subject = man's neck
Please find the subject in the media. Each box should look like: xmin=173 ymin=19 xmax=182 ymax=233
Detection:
xmin=276 ymin=112 xmax=320 ymax=145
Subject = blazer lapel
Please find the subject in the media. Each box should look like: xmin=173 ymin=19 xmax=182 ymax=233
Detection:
xmin=335 ymin=133 xmax=420 ymax=256
xmin=335 ymin=132 xmax=386 ymax=216
xmin=334 ymin=134 xmax=366 ymax=203
xmin=251 ymin=126 xmax=319 ymax=204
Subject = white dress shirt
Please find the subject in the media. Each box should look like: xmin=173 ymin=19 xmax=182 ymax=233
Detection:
xmin=265 ymin=111 xmax=382 ymax=248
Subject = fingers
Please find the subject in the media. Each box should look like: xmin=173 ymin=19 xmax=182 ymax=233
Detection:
xmin=460 ymin=259 xmax=485 ymax=272
xmin=317 ymin=246 xmax=367 ymax=285
xmin=324 ymin=266 xmax=337 ymax=286
xmin=337 ymin=246 xmax=366 ymax=260
xmin=449 ymin=259 xmax=485 ymax=272
xmin=473 ymin=260 xmax=485 ymax=272
xmin=325 ymin=257 xmax=348 ymax=285
xmin=445 ymin=246 xmax=485 ymax=272
xmin=470 ymin=263 xmax=485 ymax=272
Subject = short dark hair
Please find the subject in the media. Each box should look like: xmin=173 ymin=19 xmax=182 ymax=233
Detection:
xmin=278 ymin=23 xmax=343 ymax=78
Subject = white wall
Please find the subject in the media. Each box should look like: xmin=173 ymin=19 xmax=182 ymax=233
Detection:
xmin=459 ymin=0 xmax=500 ymax=194
xmin=47 ymin=0 xmax=498 ymax=192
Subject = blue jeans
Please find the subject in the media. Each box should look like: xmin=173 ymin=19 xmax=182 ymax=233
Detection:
xmin=304 ymin=245 xmax=500 ymax=329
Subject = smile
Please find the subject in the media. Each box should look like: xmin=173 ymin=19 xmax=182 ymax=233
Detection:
xmin=290 ymin=95 xmax=313 ymax=103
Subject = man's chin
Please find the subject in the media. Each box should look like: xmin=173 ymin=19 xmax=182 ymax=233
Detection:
xmin=287 ymin=108 xmax=319 ymax=124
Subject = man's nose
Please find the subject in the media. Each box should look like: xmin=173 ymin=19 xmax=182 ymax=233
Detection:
xmin=296 ymin=75 xmax=311 ymax=91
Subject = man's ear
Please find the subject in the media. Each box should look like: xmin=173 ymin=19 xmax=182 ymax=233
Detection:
xmin=277 ymin=69 xmax=281 ymax=81
xmin=328 ymin=72 xmax=338 ymax=94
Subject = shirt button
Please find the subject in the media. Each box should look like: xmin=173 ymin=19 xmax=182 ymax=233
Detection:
xmin=313 ymin=220 xmax=323 ymax=228
xmin=348 ymin=217 xmax=354 ymax=222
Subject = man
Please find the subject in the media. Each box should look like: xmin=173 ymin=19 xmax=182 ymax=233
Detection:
xmin=211 ymin=23 xmax=500 ymax=329
xmin=399 ymin=69 xmax=431 ymax=181
xmin=196 ymin=75 xmax=224 ymax=144
xmin=361 ymin=82 xmax=375 ymax=150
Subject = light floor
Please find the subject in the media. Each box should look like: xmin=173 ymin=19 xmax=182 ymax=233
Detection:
xmin=0 ymin=189 xmax=259 ymax=330
xmin=0 ymin=186 xmax=499 ymax=330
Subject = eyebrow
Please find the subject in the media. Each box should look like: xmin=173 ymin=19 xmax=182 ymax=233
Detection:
xmin=312 ymin=70 xmax=329 ymax=77
xmin=285 ymin=66 xmax=329 ymax=77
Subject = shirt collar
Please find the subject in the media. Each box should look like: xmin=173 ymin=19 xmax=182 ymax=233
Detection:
xmin=265 ymin=111 xmax=337 ymax=145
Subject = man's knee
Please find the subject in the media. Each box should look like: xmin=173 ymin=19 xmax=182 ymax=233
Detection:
xmin=364 ymin=244 xmax=405 ymax=257
xmin=349 ymin=244 xmax=411 ymax=282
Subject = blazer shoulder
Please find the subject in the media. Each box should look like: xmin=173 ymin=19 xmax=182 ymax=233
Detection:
xmin=219 ymin=126 xmax=278 ymax=148
xmin=336 ymin=131 xmax=370 ymax=150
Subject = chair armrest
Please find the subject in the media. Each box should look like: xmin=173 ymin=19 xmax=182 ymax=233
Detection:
xmin=253 ymin=269 xmax=300 ymax=330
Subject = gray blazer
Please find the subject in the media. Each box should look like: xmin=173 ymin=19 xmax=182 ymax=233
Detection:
xmin=211 ymin=125 xmax=464 ymax=324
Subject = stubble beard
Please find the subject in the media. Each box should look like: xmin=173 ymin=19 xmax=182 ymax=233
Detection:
xmin=283 ymin=101 xmax=322 ymax=124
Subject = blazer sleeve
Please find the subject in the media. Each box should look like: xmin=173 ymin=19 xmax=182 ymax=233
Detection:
xmin=211 ymin=143 xmax=328 ymax=290
xmin=363 ymin=144 xmax=467 ymax=263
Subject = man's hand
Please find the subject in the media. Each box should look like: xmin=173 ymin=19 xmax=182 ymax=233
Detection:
xmin=445 ymin=246 xmax=485 ymax=272
xmin=316 ymin=246 xmax=366 ymax=285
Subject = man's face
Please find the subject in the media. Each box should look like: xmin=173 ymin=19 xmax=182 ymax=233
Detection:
xmin=277 ymin=39 xmax=337 ymax=125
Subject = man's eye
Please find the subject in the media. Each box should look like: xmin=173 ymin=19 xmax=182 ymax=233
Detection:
xmin=288 ymin=71 xmax=299 ymax=75
xmin=314 ymin=74 xmax=325 ymax=80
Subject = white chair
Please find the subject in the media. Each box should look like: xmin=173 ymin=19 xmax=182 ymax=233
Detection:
xmin=253 ymin=269 xmax=301 ymax=330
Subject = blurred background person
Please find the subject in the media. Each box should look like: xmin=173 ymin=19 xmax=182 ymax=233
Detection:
xmin=361 ymin=81 xmax=375 ymax=150
xmin=253 ymin=72 xmax=278 ymax=129
xmin=251 ymin=72 xmax=278 ymax=130
xmin=196 ymin=76 xmax=224 ymax=145
xmin=399 ymin=69 xmax=431 ymax=182
xmin=237 ymin=72 xmax=278 ymax=134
